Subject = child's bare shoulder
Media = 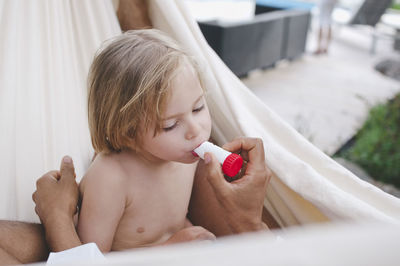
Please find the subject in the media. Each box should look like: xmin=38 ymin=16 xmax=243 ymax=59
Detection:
xmin=80 ymin=152 xmax=129 ymax=193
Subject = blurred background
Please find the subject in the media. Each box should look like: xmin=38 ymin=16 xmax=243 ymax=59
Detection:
xmin=185 ymin=0 xmax=400 ymax=197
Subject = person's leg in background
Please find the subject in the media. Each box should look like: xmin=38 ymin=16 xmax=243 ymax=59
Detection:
xmin=117 ymin=0 xmax=152 ymax=31
xmin=315 ymin=0 xmax=337 ymax=54
xmin=315 ymin=27 xmax=324 ymax=54
xmin=325 ymin=25 xmax=333 ymax=53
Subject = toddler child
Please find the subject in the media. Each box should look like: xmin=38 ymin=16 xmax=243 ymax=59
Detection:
xmin=78 ymin=29 xmax=216 ymax=252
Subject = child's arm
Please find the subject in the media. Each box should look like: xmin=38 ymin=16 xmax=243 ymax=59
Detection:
xmin=77 ymin=164 xmax=127 ymax=252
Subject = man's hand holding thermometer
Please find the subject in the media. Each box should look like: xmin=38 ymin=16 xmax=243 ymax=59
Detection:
xmin=189 ymin=138 xmax=271 ymax=235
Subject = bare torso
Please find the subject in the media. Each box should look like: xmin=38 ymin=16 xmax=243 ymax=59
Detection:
xmin=78 ymin=150 xmax=197 ymax=251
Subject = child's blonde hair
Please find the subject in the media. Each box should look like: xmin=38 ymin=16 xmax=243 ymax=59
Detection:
xmin=88 ymin=29 xmax=203 ymax=153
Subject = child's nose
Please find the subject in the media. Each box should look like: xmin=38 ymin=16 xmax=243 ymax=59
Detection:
xmin=185 ymin=120 xmax=201 ymax=140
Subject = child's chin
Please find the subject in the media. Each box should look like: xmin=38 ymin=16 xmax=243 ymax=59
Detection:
xmin=180 ymin=156 xmax=200 ymax=164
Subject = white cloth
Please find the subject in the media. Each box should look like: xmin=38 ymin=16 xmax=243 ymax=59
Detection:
xmin=47 ymin=243 xmax=106 ymax=264
xmin=1 ymin=0 xmax=400 ymax=227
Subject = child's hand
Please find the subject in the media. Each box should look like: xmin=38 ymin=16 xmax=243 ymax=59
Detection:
xmin=163 ymin=226 xmax=216 ymax=245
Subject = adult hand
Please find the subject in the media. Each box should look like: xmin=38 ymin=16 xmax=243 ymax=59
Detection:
xmin=188 ymin=138 xmax=271 ymax=235
xmin=32 ymin=156 xmax=81 ymax=252
xmin=32 ymin=156 xmax=79 ymax=226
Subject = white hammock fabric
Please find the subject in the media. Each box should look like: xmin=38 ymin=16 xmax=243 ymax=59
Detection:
xmin=0 ymin=0 xmax=399 ymax=227
xmin=0 ymin=0 xmax=120 ymax=221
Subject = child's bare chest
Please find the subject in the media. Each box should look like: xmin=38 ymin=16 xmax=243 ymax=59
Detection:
xmin=112 ymin=162 xmax=197 ymax=249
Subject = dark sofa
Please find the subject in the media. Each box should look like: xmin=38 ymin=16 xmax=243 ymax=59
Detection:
xmin=198 ymin=4 xmax=311 ymax=77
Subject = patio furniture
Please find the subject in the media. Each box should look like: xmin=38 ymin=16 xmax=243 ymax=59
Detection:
xmin=349 ymin=0 xmax=392 ymax=27
xmin=371 ymin=12 xmax=400 ymax=54
xmin=334 ymin=0 xmax=393 ymax=54
xmin=198 ymin=3 xmax=311 ymax=77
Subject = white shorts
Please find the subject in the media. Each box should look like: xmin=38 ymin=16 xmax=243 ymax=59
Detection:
xmin=319 ymin=0 xmax=338 ymax=27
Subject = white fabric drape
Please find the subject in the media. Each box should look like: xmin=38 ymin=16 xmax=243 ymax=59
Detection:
xmin=1 ymin=0 xmax=400 ymax=226
xmin=0 ymin=0 xmax=120 ymax=221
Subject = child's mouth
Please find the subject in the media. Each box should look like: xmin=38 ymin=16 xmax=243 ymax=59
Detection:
xmin=191 ymin=142 xmax=204 ymax=157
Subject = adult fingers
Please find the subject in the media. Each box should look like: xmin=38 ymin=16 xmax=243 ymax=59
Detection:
xmin=32 ymin=191 xmax=37 ymax=203
xmin=53 ymin=171 xmax=61 ymax=181
xmin=36 ymin=171 xmax=59 ymax=188
xmin=222 ymin=138 xmax=248 ymax=161
xmin=224 ymin=138 xmax=265 ymax=165
xmin=38 ymin=170 xmax=60 ymax=181
xmin=203 ymin=153 xmax=229 ymax=197
xmin=59 ymin=156 xmax=76 ymax=183
xmin=245 ymin=138 xmax=265 ymax=167
xmin=265 ymin=166 xmax=272 ymax=185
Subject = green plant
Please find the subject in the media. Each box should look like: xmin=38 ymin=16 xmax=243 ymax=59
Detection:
xmin=338 ymin=93 xmax=400 ymax=187
xmin=392 ymin=0 xmax=400 ymax=10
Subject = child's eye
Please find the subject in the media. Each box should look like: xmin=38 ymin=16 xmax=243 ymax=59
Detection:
xmin=163 ymin=122 xmax=177 ymax=132
xmin=193 ymin=105 xmax=204 ymax=113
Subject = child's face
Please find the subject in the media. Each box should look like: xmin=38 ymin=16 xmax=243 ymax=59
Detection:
xmin=140 ymin=64 xmax=212 ymax=164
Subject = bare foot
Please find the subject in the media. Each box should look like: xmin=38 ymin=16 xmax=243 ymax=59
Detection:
xmin=314 ymin=49 xmax=323 ymax=55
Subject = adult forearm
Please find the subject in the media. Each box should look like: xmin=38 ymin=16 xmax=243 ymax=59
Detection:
xmin=0 ymin=247 xmax=21 ymax=265
xmin=44 ymin=215 xmax=82 ymax=252
xmin=0 ymin=221 xmax=49 ymax=263
xmin=220 ymin=201 xmax=269 ymax=234
xmin=226 ymin=217 xmax=269 ymax=234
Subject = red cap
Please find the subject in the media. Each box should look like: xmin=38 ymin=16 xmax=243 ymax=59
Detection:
xmin=222 ymin=153 xmax=243 ymax=177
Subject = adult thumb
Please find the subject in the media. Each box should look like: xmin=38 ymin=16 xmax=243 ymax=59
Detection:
xmin=204 ymin=152 xmax=227 ymax=193
xmin=60 ymin=155 xmax=76 ymax=182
